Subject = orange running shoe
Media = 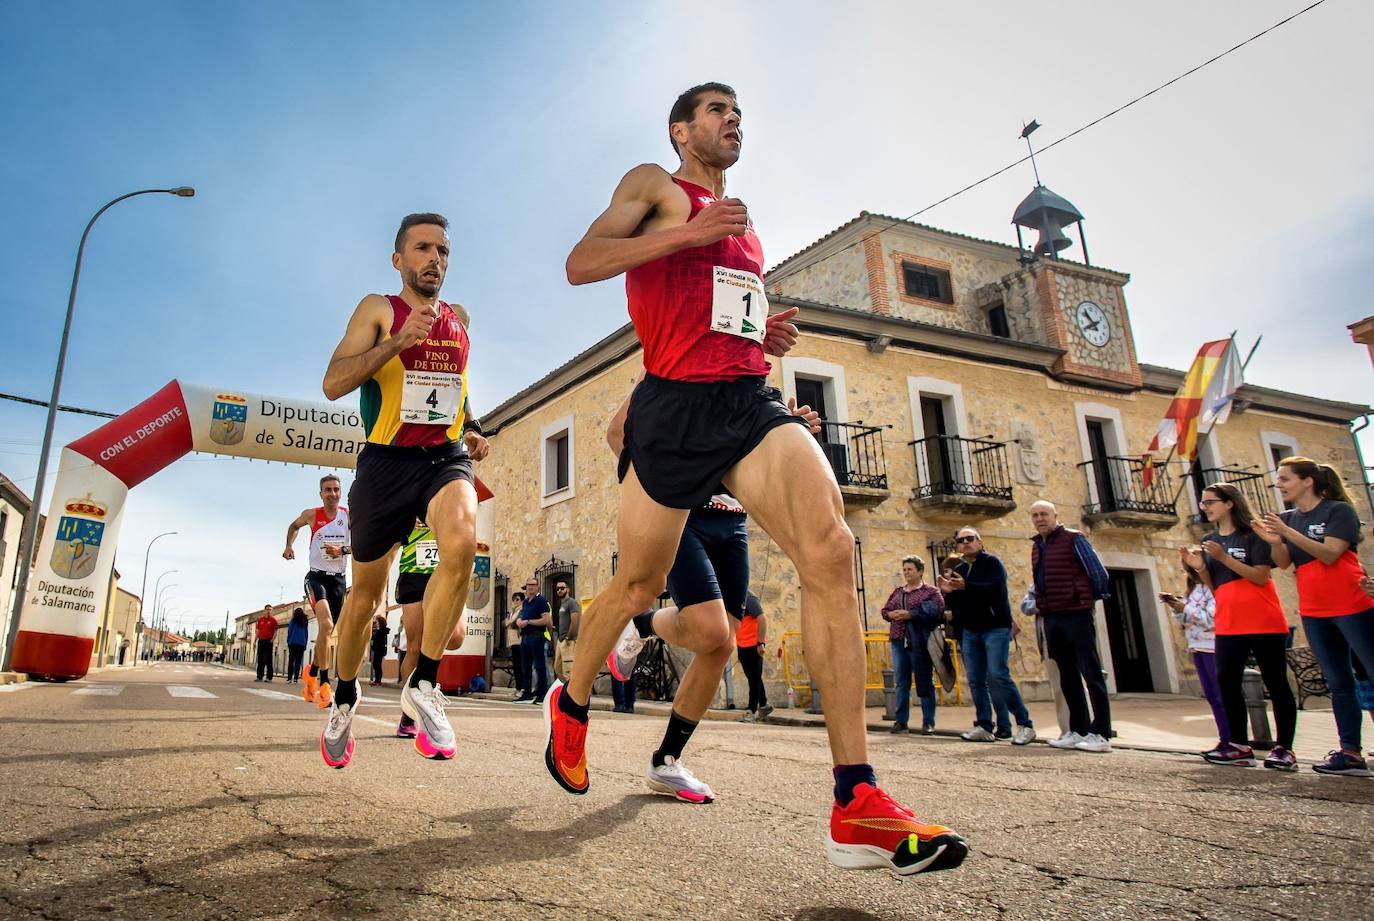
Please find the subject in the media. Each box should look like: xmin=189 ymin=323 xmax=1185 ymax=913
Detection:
xmin=316 ymin=681 xmax=332 ymax=709
xmin=542 ymin=680 xmax=588 ymax=795
xmin=826 ymin=783 xmax=967 ymax=875
xmin=302 ymin=669 xmax=318 ymax=704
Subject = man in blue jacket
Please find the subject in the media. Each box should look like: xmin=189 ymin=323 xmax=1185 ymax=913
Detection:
xmin=1028 ymin=501 xmax=1113 ymax=753
xmin=940 ymin=528 xmax=1035 ymax=745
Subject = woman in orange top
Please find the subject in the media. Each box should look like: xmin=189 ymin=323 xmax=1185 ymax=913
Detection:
xmin=1256 ymin=457 xmax=1374 ymax=777
xmin=1187 ymin=482 xmax=1296 ymax=771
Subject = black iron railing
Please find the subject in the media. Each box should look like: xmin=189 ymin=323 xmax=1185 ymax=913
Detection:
xmin=909 ymin=435 xmax=1014 ymax=502
xmin=818 ymin=422 xmax=889 ymax=490
xmin=1191 ymin=466 xmax=1275 ymax=518
xmin=1079 ymin=456 xmax=1177 ymax=516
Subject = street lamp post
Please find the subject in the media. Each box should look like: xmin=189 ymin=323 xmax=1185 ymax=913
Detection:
xmin=153 ymin=582 xmax=177 ymax=630
xmin=151 ymin=579 xmax=177 ymax=653
xmin=133 ymin=531 xmax=176 ymax=666
xmin=2 ymin=187 xmax=195 ymax=673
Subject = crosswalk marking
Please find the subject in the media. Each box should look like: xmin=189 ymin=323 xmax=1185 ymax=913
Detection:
xmin=73 ymin=685 xmax=123 ymax=696
xmin=241 ymin=688 xmax=299 ymax=702
xmin=166 ymin=686 xmax=217 ymax=699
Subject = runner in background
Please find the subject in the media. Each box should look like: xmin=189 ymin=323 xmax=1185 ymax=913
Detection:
xmin=393 ymin=520 xmax=466 ymax=738
xmin=283 ymin=474 xmax=350 ymax=707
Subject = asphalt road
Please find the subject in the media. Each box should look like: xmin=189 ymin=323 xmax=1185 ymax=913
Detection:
xmin=1 ymin=663 xmax=1371 ymax=921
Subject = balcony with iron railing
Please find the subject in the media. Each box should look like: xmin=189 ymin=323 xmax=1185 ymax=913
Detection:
xmin=816 ymin=421 xmax=890 ymax=509
xmin=1079 ymin=455 xmax=1179 ymax=529
xmin=1192 ymin=466 xmax=1275 ymax=515
xmin=908 ymin=434 xmax=1017 ymax=518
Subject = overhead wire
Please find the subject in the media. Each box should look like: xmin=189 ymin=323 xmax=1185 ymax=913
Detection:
xmin=769 ymin=0 xmax=1330 ymax=270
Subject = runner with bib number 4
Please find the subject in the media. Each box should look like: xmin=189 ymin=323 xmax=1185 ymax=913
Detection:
xmin=315 ymin=212 xmax=489 ymax=770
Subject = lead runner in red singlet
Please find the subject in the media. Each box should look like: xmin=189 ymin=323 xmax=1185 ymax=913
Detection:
xmin=314 ymin=212 xmax=490 ymax=770
xmin=548 ymin=83 xmax=966 ymax=875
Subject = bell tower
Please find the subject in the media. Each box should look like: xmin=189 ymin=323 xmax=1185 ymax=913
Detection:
xmin=1008 ymin=120 xmax=1141 ymax=388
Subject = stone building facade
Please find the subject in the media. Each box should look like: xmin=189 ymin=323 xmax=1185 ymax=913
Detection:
xmin=479 ymin=213 xmax=1373 ymax=704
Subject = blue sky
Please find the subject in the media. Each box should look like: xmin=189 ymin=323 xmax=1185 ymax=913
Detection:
xmin=2 ymin=1 xmax=1371 ymax=633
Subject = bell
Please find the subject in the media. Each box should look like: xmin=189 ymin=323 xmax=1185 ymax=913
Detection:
xmin=1034 ymin=223 xmax=1073 ymax=256
xmin=1013 ymin=184 xmax=1085 ymax=261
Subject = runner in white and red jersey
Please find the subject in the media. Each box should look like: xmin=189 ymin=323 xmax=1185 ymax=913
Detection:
xmin=548 ymin=82 xmax=966 ymax=875
xmin=283 ymin=474 xmax=351 ymax=708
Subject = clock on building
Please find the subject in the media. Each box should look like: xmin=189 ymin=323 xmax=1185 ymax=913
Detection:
xmin=1075 ymin=300 xmax=1111 ymax=348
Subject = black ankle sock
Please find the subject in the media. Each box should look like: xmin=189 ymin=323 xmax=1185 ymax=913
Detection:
xmin=307 ymin=663 xmax=318 ymax=678
xmin=833 ymin=763 xmax=877 ymax=807
xmin=558 ymin=687 xmax=589 ymax=723
xmin=412 ymin=654 xmax=440 ymax=686
xmin=632 ymin=610 xmax=657 ymax=639
xmin=318 ymin=668 xmax=330 ymax=685
xmin=333 ymin=679 xmax=357 ymax=708
xmin=652 ymin=710 xmax=699 ymax=767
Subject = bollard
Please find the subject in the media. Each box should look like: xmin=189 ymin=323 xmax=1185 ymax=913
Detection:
xmin=882 ymin=668 xmax=896 ymax=721
xmin=1241 ymin=668 xmax=1274 ymax=748
xmin=806 ymin=678 xmax=823 ymax=714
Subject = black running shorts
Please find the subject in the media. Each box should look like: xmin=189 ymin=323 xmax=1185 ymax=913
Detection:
xmin=666 ymin=509 xmax=750 ymax=618
xmin=395 ymin=571 xmax=431 ymax=605
xmin=618 ymin=374 xmax=804 ymax=509
xmin=304 ymin=570 xmax=346 ymax=621
xmin=349 ymin=442 xmax=474 ymax=563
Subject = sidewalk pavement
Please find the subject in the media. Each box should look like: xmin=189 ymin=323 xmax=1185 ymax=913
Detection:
xmin=476 ymin=687 xmax=1352 ymax=760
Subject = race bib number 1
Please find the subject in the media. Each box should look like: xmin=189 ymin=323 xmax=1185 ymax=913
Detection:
xmin=710 ymin=266 xmax=767 ymax=343
xmin=401 ymin=371 xmax=462 ymax=425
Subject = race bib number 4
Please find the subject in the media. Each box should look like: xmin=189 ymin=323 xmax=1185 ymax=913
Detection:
xmin=711 ymin=266 xmax=767 ymax=343
xmin=401 ymin=371 xmax=462 ymax=425
xmin=416 ymin=540 xmax=440 ymax=570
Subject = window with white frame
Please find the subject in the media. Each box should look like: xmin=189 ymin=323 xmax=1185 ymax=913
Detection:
xmin=1187 ymin=431 xmax=1225 ymax=508
xmin=781 ymin=357 xmax=848 ymax=482
xmin=540 ymin=414 xmax=576 ymax=505
xmin=1074 ymin=402 xmax=1128 ymax=509
xmin=907 ymin=377 xmax=970 ymax=493
xmin=1259 ymin=431 xmax=1299 ymax=510
xmin=781 ymin=357 xmax=849 ymax=436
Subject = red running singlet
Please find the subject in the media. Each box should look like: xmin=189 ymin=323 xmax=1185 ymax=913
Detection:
xmin=626 ymin=177 xmax=772 ymax=382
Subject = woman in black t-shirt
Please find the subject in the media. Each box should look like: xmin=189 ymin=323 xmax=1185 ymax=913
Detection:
xmin=1187 ymin=482 xmax=1296 ymax=770
xmin=1256 ymin=457 xmax=1374 ymax=777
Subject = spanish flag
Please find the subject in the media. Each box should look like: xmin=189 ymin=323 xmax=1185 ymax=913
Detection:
xmin=1141 ymin=338 xmax=1243 ymax=487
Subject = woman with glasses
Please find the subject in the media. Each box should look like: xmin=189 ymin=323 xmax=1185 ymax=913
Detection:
xmin=1187 ymin=483 xmax=1297 ymax=771
xmin=1255 ymin=457 xmax=1374 ymax=776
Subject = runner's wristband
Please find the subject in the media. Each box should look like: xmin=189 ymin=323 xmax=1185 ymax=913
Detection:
xmin=463 ymin=417 xmax=483 ymax=435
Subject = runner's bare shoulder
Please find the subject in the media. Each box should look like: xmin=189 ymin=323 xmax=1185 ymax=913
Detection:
xmin=446 ymin=301 xmax=472 ymax=328
xmin=621 ymin=163 xmax=690 ymax=233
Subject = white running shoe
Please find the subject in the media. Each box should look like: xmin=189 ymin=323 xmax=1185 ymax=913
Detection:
xmin=645 ymin=756 xmax=715 ymax=804
xmin=755 ymin=703 xmax=775 ymax=722
xmin=320 ymin=680 xmax=360 ymax=769
xmin=1047 ymin=731 xmax=1084 ymax=750
xmin=960 ymin=727 xmax=997 ymax=742
xmin=607 ymin=618 xmax=647 ymax=682
xmin=401 ymin=679 xmax=457 ymax=760
xmin=1011 ymin=725 xmax=1037 ymax=746
xmin=1074 ymin=733 xmax=1111 ymax=753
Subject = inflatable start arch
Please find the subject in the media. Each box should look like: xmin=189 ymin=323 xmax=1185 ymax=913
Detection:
xmin=13 ymin=380 xmax=493 ymax=681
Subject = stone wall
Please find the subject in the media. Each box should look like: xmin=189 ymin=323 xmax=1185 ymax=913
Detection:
xmin=874 ymin=228 xmax=1025 ymax=334
xmin=769 ymin=240 xmax=870 ymax=310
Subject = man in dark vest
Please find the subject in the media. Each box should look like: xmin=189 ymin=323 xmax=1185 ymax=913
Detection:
xmin=1029 ymin=501 xmax=1113 ymax=753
